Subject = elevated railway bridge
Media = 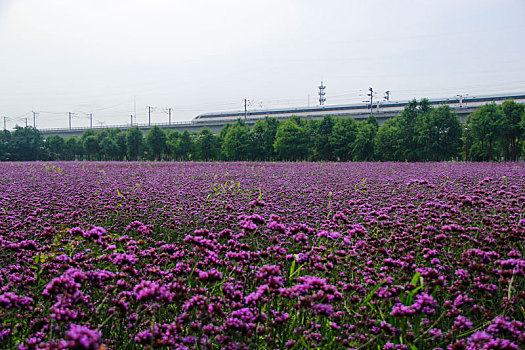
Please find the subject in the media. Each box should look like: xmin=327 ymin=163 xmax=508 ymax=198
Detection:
xmin=39 ymin=106 xmax=477 ymax=139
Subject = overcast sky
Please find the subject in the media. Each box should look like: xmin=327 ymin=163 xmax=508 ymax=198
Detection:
xmin=1 ymin=0 xmax=524 ymax=130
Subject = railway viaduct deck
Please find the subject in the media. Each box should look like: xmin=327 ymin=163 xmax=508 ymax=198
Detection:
xmin=39 ymin=107 xmax=475 ymax=138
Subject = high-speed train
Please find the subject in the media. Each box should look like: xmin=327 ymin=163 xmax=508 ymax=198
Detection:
xmin=193 ymin=93 xmax=525 ymax=123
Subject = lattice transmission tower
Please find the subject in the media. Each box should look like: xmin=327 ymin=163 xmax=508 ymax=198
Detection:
xmin=318 ymin=81 xmax=326 ymax=106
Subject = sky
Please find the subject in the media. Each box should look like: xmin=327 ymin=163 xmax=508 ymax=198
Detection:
xmin=0 ymin=0 xmax=524 ymax=130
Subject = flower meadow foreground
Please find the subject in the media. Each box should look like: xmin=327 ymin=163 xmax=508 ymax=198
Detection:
xmin=0 ymin=162 xmax=524 ymax=350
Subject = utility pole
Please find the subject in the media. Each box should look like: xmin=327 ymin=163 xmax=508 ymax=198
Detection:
xmin=148 ymin=106 xmax=152 ymax=126
xmin=90 ymin=113 xmax=93 ymax=129
xmin=368 ymin=87 xmax=374 ymax=113
xmin=168 ymin=107 xmax=172 ymax=125
xmin=244 ymin=99 xmax=247 ymax=121
xmin=32 ymin=111 xmax=36 ymax=128
xmin=25 ymin=118 xmax=28 ymax=127
xmin=3 ymin=116 xmax=6 ymax=130
xmin=69 ymin=112 xmax=72 ymax=130
xmin=318 ymin=82 xmax=326 ymax=106
xmin=131 ymin=115 xmax=133 ymax=127
xmin=456 ymin=94 xmax=468 ymax=108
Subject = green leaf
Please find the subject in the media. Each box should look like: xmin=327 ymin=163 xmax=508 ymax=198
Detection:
xmin=289 ymin=259 xmax=296 ymax=280
xmin=409 ymin=285 xmax=423 ymax=298
xmin=411 ymin=272 xmax=421 ymax=286
xmin=362 ymin=279 xmax=387 ymax=305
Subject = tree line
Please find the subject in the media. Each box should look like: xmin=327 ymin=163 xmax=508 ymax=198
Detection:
xmin=1 ymin=100 xmax=524 ymax=162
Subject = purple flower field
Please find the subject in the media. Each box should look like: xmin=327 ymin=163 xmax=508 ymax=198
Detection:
xmin=1 ymin=161 xmax=524 ymax=349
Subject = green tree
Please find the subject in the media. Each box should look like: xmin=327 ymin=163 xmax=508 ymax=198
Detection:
xmin=177 ymin=130 xmax=194 ymax=161
xmin=222 ymin=120 xmax=251 ymax=161
xmin=80 ymin=129 xmax=96 ymax=143
xmin=501 ymin=100 xmax=525 ymax=161
xmin=196 ymin=127 xmax=219 ymax=161
xmin=397 ymin=99 xmax=429 ymax=161
xmin=366 ymin=115 xmax=379 ymax=130
xmin=251 ymin=117 xmax=280 ymax=161
xmin=414 ymin=105 xmax=462 ymax=161
xmin=79 ymin=129 xmax=97 ymax=160
xmin=374 ymin=117 xmax=404 ymax=161
xmin=376 ymin=99 xmax=433 ymax=161
xmin=216 ymin=123 xmax=233 ymax=160
xmin=166 ymin=130 xmax=181 ymax=160
xmin=467 ymin=103 xmax=507 ymax=161
xmin=64 ymin=136 xmax=81 ymax=161
xmin=96 ymin=129 xmax=110 ymax=144
xmin=115 ymin=131 xmax=128 ymax=160
xmin=274 ymin=117 xmax=309 ymax=161
xmin=353 ymin=118 xmax=378 ymax=161
xmin=312 ymin=115 xmax=335 ymax=161
xmin=401 ymin=100 xmax=420 ymax=161
xmin=330 ymin=117 xmax=358 ymax=161
xmin=45 ymin=135 xmax=66 ymax=160
xmin=100 ymin=137 xmax=120 ymax=160
xmin=303 ymin=119 xmax=319 ymax=160
xmin=126 ymin=127 xmax=144 ymax=161
xmin=0 ymin=129 xmax=12 ymax=160
xmin=461 ymin=121 xmax=473 ymax=161
xmin=145 ymin=126 xmax=167 ymax=160
xmin=418 ymin=98 xmax=431 ymax=115
xmin=10 ymin=126 xmax=44 ymax=161
xmin=83 ymin=135 xmax=100 ymax=160
xmin=95 ymin=128 xmax=126 ymax=160
xmin=521 ymin=108 xmax=525 ymax=158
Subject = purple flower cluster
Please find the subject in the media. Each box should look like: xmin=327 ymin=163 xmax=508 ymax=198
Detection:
xmin=0 ymin=292 xmax=34 ymax=310
xmin=0 ymin=161 xmax=524 ymax=349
